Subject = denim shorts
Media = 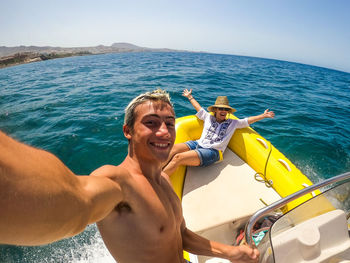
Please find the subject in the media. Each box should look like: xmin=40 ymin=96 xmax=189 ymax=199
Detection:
xmin=185 ymin=140 xmax=220 ymax=167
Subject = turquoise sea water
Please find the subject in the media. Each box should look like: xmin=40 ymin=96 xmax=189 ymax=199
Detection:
xmin=0 ymin=52 xmax=349 ymax=262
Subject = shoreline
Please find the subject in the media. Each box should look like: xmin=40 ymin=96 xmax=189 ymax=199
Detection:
xmin=0 ymin=51 xmax=92 ymax=69
xmin=0 ymin=43 xmax=186 ymax=69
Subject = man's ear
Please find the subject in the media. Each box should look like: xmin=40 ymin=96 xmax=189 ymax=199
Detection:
xmin=123 ymin=124 xmax=132 ymax=140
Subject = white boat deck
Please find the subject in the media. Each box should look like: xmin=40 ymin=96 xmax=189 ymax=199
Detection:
xmin=182 ymin=148 xmax=281 ymax=233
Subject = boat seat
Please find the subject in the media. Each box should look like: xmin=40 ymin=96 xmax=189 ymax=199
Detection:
xmin=271 ymin=209 xmax=350 ymax=262
xmin=182 ymin=148 xmax=281 ymax=233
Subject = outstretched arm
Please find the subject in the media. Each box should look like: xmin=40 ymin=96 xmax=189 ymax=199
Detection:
xmin=182 ymin=89 xmax=202 ymax=112
xmin=248 ymin=109 xmax=275 ymax=125
xmin=181 ymin=221 xmax=259 ymax=262
xmin=0 ymin=131 xmax=122 ymax=246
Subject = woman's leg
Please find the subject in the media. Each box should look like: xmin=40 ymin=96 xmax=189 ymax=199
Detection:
xmin=163 ymin=150 xmax=200 ymax=176
xmin=163 ymin=142 xmax=190 ymax=168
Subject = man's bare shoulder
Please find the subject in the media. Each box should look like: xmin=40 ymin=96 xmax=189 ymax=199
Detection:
xmin=90 ymin=164 xmax=129 ymax=180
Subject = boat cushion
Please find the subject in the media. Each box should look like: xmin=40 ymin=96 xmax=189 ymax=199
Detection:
xmin=182 ymin=148 xmax=281 ymax=232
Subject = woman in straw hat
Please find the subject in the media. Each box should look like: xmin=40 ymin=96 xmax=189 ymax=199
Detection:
xmin=163 ymin=89 xmax=274 ymax=175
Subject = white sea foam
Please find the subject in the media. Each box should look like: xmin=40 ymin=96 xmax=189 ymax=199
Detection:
xmin=69 ymin=225 xmax=115 ymax=263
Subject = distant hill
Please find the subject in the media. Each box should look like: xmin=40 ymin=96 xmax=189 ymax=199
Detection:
xmin=0 ymin=43 xmax=185 ymax=68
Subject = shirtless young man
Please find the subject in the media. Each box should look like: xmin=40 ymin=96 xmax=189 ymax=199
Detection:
xmin=0 ymin=89 xmax=259 ymax=263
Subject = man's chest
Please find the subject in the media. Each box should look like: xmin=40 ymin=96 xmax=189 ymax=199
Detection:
xmin=137 ymin=181 xmax=183 ymax=224
xmin=100 ymin=183 xmax=182 ymax=244
xmin=116 ymin=177 xmax=182 ymax=225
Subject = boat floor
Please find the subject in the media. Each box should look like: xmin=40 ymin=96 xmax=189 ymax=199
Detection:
xmin=182 ymin=148 xmax=281 ymax=233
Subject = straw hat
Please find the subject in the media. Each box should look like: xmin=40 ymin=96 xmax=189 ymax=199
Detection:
xmin=207 ymin=96 xmax=236 ymax=113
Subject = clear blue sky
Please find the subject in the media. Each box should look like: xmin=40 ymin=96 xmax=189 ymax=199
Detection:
xmin=1 ymin=0 xmax=349 ymax=73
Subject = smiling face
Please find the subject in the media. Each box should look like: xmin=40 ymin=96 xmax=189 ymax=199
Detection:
xmin=213 ymin=107 xmax=230 ymax=123
xmin=124 ymin=100 xmax=176 ymax=163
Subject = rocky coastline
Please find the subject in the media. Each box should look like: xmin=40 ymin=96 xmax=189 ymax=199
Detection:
xmin=0 ymin=43 xmax=184 ymax=68
xmin=0 ymin=51 xmax=92 ymax=68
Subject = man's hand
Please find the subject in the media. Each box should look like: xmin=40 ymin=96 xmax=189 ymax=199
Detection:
xmin=227 ymin=244 xmax=260 ymax=263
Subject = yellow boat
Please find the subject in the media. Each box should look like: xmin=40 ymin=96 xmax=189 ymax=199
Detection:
xmin=169 ymin=113 xmax=331 ymax=263
xmin=170 ymin=113 xmax=316 ymax=208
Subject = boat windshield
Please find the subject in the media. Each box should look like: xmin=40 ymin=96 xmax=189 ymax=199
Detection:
xmin=257 ymin=178 xmax=350 ymax=263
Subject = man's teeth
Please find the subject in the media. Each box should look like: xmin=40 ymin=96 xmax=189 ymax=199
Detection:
xmin=154 ymin=143 xmax=168 ymax=147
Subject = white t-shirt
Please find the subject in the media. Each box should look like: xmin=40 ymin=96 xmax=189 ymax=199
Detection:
xmin=196 ymin=108 xmax=249 ymax=152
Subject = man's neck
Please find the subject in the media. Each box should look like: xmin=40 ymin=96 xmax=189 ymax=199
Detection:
xmin=124 ymin=154 xmax=163 ymax=183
